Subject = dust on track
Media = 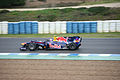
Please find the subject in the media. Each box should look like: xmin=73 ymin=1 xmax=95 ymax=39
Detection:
xmin=0 ymin=59 xmax=120 ymax=80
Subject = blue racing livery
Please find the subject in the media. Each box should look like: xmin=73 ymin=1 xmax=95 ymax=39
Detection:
xmin=20 ymin=36 xmax=82 ymax=51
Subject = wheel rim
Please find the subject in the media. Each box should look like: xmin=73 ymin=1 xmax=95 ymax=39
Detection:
xmin=70 ymin=44 xmax=76 ymax=49
xmin=38 ymin=46 xmax=43 ymax=49
xmin=29 ymin=44 xmax=35 ymax=50
xmin=69 ymin=43 xmax=76 ymax=50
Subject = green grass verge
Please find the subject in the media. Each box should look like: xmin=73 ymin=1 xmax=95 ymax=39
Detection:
xmin=0 ymin=7 xmax=120 ymax=21
xmin=0 ymin=32 xmax=120 ymax=38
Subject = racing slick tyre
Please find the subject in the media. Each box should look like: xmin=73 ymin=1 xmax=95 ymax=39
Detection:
xmin=28 ymin=43 xmax=37 ymax=51
xmin=68 ymin=43 xmax=77 ymax=50
xmin=20 ymin=47 xmax=27 ymax=51
xmin=80 ymin=37 xmax=82 ymax=42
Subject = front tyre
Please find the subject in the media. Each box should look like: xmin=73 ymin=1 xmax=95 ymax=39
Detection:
xmin=68 ymin=43 xmax=77 ymax=50
xmin=28 ymin=43 xmax=37 ymax=51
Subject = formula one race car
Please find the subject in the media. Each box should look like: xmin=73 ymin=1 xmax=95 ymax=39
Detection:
xmin=20 ymin=36 xmax=82 ymax=51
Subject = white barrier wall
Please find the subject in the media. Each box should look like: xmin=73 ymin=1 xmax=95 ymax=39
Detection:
xmin=97 ymin=20 xmax=120 ymax=32
xmin=0 ymin=22 xmax=8 ymax=34
xmin=44 ymin=22 xmax=49 ymax=34
xmin=117 ymin=21 xmax=120 ymax=32
xmin=110 ymin=22 xmax=116 ymax=32
xmin=103 ymin=22 xmax=109 ymax=32
xmin=38 ymin=21 xmax=67 ymax=34
xmin=0 ymin=20 xmax=120 ymax=34
xmin=0 ymin=22 xmax=1 ymax=34
xmin=60 ymin=22 xmax=67 ymax=33
xmin=97 ymin=21 xmax=103 ymax=32
xmin=38 ymin=22 xmax=44 ymax=34
xmin=50 ymin=22 xmax=56 ymax=34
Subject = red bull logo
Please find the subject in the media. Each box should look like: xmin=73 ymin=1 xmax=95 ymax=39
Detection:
xmin=57 ymin=37 xmax=67 ymax=42
xmin=49 ymin=43 xmax=61 ymax=48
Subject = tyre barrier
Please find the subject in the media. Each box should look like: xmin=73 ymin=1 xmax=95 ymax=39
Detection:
xmin=67 ymin=22 xmax=97 ymax=33
xmin=38 ymin=21 xmax=66 ymax=34
xmin=0 ymin=21 xmax=8 ymax=34
xmin=0 ymin=20 xmax=120 ymax=34
xmin=8 ymin=21 xmax=38 ymax=34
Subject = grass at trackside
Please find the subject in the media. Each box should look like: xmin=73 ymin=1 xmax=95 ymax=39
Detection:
xmin=80 ymin=0 xmax=120 ymax=5
xmin=0 ymin=32 xmax=120 ymax=38
xmin=0 ymin=6 xmax=120 ymax=22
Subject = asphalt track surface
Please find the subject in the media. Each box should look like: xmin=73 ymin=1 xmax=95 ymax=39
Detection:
xmin=0 ymin=59 xmax=120 ymax=80
xmin=0 ymin=38 xmax=120 ymax=54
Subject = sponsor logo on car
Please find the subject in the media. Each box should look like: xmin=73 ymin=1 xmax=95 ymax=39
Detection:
xmin=49 ymin=43 xmax=61 ymax=48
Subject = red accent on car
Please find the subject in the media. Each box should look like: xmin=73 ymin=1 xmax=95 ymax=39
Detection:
xmin=57 ymin=37 xmax=67 ymax=42
xmin=35 ymin=42 xmax=44 ymax=44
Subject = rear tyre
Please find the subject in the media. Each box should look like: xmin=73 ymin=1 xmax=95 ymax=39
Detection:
xmin=80 ymin=37 xmax=82 ymax=42
xmin=68 ymin=43 xmax=77 ymax=50
xmin=28 ymin=43 xmax=37 ymax=51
